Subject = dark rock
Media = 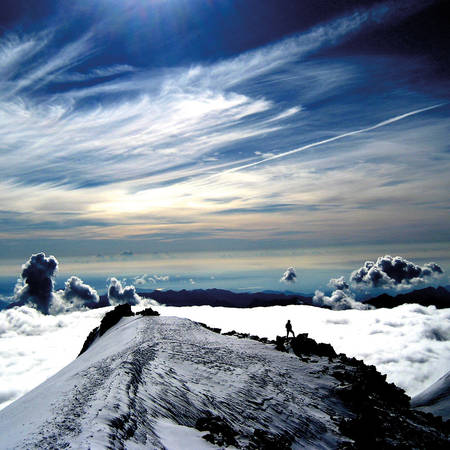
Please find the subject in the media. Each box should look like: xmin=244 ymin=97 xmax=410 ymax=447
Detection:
xmin=99 ymin=304 xmax=134 ymax=337
xmin=197 ymin=322 xmax=221 ymax=334
xmin=334 ymin=356 xmax=450 ymax=448
xmin=136 ymin=307 xmax=160 ymax=316
xmin=78 ymin=304 xmax=135 ymax=356
xmin=290 ymin=333 xmax=337 ymax=359
xmin=247 ymin=429 xmax=292 ymax=449
xmin=223 ymin=330 xmax=238 ymax=336
xmin=270 ymin=330 xmax=450 ymax=447
xmin=196 ymin=414 xmax=238 ymax=447
xmin=275 ymin=336 xmax=288 ymax=352
xmin=77 ymin=326 xmax=100 ymax=357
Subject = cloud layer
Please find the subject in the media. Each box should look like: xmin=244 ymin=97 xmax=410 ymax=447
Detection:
xmin=2 ymin=300 xmax=448 ymax=410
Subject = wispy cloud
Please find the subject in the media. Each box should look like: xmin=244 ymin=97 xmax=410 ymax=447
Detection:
xmin=53 ymin=64 xmax=136 ymax=83
xmin=0 ymin=3 xmax=400 ymax=192
xmin=3 ymin=32 xmax=94 ymax=96
xmin=215 ymin=104 xmax=445 ymax=175
xmin=0 ymin=32 xmax=51 ymax=79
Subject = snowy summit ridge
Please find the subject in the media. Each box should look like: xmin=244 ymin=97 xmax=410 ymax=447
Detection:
xmin=0 ymin=307 xmax=448 ymax=449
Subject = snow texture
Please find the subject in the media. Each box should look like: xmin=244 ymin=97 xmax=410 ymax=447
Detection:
xmin=412 ymin=370 xmax=450 ymax=420
xmin=0 ymin=315 xmax=351 ymax=449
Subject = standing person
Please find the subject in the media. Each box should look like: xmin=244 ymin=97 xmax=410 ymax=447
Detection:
xmin=285 ymin=320 xmax=295 ymax=338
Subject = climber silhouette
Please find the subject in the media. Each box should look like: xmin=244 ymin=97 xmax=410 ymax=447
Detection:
xmin=285 ymin=320 xmax=295 ymax=339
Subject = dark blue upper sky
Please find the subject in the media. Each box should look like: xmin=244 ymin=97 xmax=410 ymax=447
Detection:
xmin=1 ymin=0 xmax=448 ymax=70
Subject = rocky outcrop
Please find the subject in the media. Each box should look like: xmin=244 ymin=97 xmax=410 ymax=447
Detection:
xmin=195 ymin=415 xmax=239 ymax=447
xmin=78 ymin=305 xmax=160 ymax=356
xmin=273 ymin=335 xmax=449 ymax=448
xmin=136 ymin=307 xmax=160 ymax=317
xmin=78 ymin=304 xmax=135 ymax=356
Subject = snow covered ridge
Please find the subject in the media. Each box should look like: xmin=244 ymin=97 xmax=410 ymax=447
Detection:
xmin=412 ymin=371 xmax=450 ymax=420
xmin=0 ymin=308 xmax=448 ymax=449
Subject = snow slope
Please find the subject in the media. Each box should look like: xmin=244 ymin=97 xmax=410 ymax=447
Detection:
xmin=0 ymin=315 xmax=350 ymax=449
xmin=412 ymin=370 xmax=450 ymax=420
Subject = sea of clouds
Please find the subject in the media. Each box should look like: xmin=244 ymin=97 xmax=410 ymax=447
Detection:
xmin=1 ymin=300 xmax=449 ymax=411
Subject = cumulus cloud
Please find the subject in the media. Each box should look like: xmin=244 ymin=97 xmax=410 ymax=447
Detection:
xmin=154 ymin=274 xmax=169 ymax=282
xmin=328 ymin=276 xmax=349 ymax=291
xmin=134 ymin=275 xmax=152 ymax=286
xmin=107 ymin=278 xmax=141 ymax=305
xmin=133 ymin=274 xmax=169 ymax=286
xmin=350 ymin=255 xmax=444 ymax=290
xmin=14 ymin=253 xmax=58 ymax=314
xmin=280 ymin=267 xmax=296 ymax=283
xmin=11 ymin=254 xmax=102 ymax=315
xmin=60 ymin=276 xmax=99 ymax=305
xmin=51 ymin=276 xmax=100 ymax=314
xmin=312 ymin=289 xmax=370 ymax=310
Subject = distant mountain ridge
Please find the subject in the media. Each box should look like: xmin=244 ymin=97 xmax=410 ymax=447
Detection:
xmin=365 ymin=286 xmax=450 ymax=309
xmin=136 ymin=286 xmax=450 ymax=309
xmin=138 ymin=288 xmax=313 ymax=308
xmin=1 ymin=286 xmax=448 ymax=312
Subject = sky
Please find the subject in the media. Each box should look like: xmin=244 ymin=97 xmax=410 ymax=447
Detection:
xmin=0 ymin=0 xmax=449 ymax=290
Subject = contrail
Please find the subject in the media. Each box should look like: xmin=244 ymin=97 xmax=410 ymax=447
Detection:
xmin=214 ymin=103 xmax=444 ymax=176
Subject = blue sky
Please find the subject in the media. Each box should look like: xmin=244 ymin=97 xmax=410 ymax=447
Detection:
xmin=0 ymin=0 xmax=449 ymax=285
